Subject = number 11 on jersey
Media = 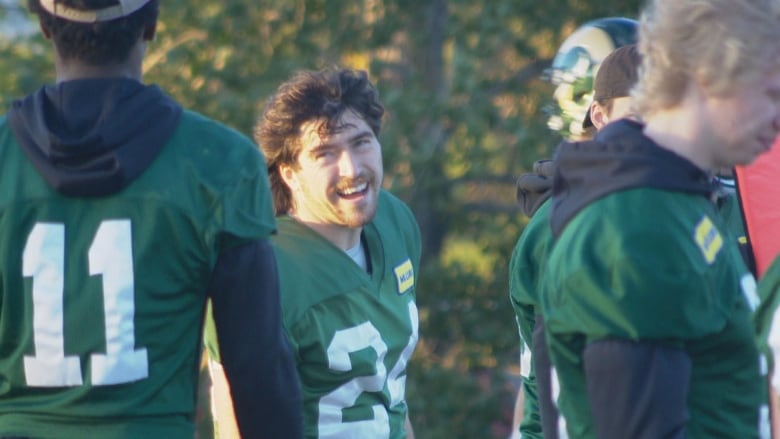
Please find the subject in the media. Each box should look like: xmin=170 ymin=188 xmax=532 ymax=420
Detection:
xmin=22 ymin=220 xmax=148 ymax=387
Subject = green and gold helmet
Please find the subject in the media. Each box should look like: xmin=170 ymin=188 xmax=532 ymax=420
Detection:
xmin=545 ymin=17 xmax=638 ymax=139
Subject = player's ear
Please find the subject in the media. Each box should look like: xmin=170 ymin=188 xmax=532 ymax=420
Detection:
xmin=278 ymin=163 xmax=299 ymax=192
xmin=590 ymin=102 xmax=610 ymax=130
xmin=142 ymin=22 xmax=157 ymax=41
xmin=38 ymin=18 xmax=52 ymax=39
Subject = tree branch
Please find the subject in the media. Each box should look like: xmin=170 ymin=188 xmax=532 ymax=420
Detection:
xmin=143 ymin=30 xmax=208 ymax=74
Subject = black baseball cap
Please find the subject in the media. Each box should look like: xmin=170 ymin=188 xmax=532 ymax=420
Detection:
xmin=583 ymin=44 xmax=641 ymax=128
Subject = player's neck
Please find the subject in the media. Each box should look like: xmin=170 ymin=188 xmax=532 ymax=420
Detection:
xmin=643 ymin=109 xmax=715 ymax=173
xmin=643 ymin=114 xmax=713 ymax=172
xmin=54 ymin=41 xmax=145 ymax=83
xmin=642 ymin=81 xmax=716 ymax=173
xmin=296 ymin=219 xmax=363 ymax=251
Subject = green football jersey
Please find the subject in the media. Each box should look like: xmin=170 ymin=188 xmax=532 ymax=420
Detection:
xmin=718 ymin=190 xmax=747 ymax=244
xmin=542 ymin=188 xmax=767 ymax=439
xmin=277 ymin=190 xmax=420 ymax=439
xmin=516 ymin=351 xmax=541 ymax=439
xmin=508 ymin=200 xmax=551 ymax=439
xmin=0 ymin=111 xmax=275 ymax=438
xmin=756 ymin=256 xmax=780 ymax=395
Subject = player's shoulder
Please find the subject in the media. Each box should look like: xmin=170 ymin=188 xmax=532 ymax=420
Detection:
xmin=374 ymin=190 xmax=419 ymax=233
xmin=378 ymin=189 xmax=414 ymax=215
xmin=509 ymin=202 xmax=554 ymax=306
xmin=526 ymin=199 xmax=552 ymax=229
xmin=272 ymin=217 xmax=369 ymax=326
xmin=561 ymin=188 xmax=715 ymax=253
xmin=273 ymin=216 xmax=326 ymax=254
xmin=171 ymin=110 xmax=261 ymax=161
xmin=757 ymin=256 xmax=780 ymax=330
xmin=0 ymin=115 xmax=13 ymax=149
xmin=760 ymin=257 xmax=780 ymax=302
xmin=272 ymin=217 xmax=357 ymax=275
xmin=757 ymin=256 xmax=780 ymax=373
xmin=545 ymin=189 xmax=734 ymax=340
xmin=162 ymin=110 xmax=266 ymax=182
xmin=372 ymin=190 xmax=421 ymax=259
xmin=512 ymin=200 xmax=554 ymax=262
xmin=0 ymin=115 xmax=13 ymax=144
xmin=177 ymin=110 xmax=251 ymax=141
xmin=551 ymin=188 xmax=730 ymax=289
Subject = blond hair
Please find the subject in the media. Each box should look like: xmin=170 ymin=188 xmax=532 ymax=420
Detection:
xmin=633 ymin=0 xmax=780 ymax=117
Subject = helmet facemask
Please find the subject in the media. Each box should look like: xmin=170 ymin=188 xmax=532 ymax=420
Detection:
xmin=544 ymin=17 xmax=638 ymax=140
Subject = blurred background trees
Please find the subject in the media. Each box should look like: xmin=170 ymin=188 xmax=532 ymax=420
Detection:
xmin=0 ymin=1 xmax=643 ymax=437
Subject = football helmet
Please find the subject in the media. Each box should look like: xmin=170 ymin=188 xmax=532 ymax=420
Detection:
xmin=545 ymin=17 xmax=638 ymax=139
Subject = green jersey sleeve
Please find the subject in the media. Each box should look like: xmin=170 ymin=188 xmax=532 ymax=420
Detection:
xmin=509 ymin=200 xmax=552 ymax=351
xmin=176 ymin=111 xmax=275 ymax=252
xmin=756 ymin=256 xmax=780 ymax=387
xmin=544 ymin=190 xmax=735 ymax=342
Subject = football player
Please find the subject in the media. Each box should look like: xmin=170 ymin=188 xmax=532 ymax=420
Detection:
xmin=509 ymin=18 xmax=638 ymax=439
xmin=541 ymin=0 xmax=780 ymax=437
xmin=206 ymin=68 xmax=421 ymax=439
xmin=0 ymin=1 xmax=301 ymax=438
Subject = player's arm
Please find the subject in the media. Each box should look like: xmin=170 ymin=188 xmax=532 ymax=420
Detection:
xmin=208 ymin=358 xmax=241 ymax=439
xmin=509 ymin=377 xmax=524 ymax=439
xmin=770 ymin=379 xmax=780 ymax=438
xmin=533 ymin=316 xmax=559 ymax=438
xmin=405 ymin=412 xmax=415 ymax=439
xmin=767 ymin=312 xmax=780 ymax=437
xmin=509 ymin=331 xmax=532 ymax=439
xmin=583 ymin=339 xmax=690 ymax=439
xmin=209 ymin=238 xmax=303 ymax=438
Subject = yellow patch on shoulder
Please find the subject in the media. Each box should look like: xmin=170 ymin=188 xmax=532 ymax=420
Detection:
xmin=694 ymin=216 xmax=723 ymax=265
xmin=394 ymin=259 xmax=414 ymax=295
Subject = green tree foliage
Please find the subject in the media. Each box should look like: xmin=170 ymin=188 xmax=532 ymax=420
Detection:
xmin=0 ymin=1 xmax=643 ymax=437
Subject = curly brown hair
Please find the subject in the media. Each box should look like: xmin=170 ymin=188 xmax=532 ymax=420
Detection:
xmin=255 ymin=68 xmax=385 ymax=215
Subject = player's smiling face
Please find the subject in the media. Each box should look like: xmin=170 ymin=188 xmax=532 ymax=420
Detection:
xmin=282 ymin=109 xmax=383 ymax=237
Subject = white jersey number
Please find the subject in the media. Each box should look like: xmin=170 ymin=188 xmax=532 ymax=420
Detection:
xmin=22 ymin=220 xmax=148 ymax=387
xmin=318 ymin=301 xmax=419 ymax=439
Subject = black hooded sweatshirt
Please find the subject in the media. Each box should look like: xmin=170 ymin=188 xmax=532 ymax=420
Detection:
xmin=543 ymin=119 xmax=722 ymax=439
xmin=550 ymin=118 xmax=715 ymax=238
xmin=8 ymin=77 xmax=181 ymax=197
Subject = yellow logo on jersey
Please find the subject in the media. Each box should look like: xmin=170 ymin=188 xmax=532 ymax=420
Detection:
xmin=394 ymin=259 xmax=414 ymax=295
xmin=694 ymin=215 xmax=723 ymax=264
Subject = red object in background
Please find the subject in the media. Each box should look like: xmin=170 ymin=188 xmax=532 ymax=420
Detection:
xmin=736 ymin=138 xmax=780 ymax=279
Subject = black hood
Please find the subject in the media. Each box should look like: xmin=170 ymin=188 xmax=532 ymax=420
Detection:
xmin=8 ymin=78 xmax=182 ymax=197
xmin=550 ymin=119 xmax=716 ymax=237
